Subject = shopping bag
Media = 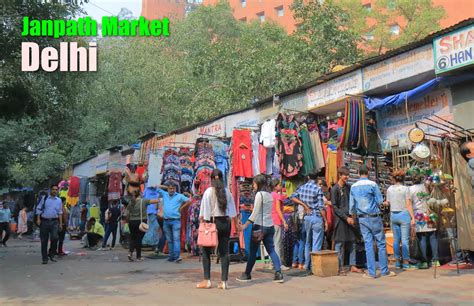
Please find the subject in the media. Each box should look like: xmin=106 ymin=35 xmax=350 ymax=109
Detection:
xmin=409 ymin=229 xmax=424 ymax=261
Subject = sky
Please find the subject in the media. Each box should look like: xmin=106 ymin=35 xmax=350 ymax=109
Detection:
xmin=82 ymin=0 xmax=142 ymax=20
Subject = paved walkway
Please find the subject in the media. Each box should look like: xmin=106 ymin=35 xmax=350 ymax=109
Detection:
xmin=0 ymin=238 xmax=472 ymax=305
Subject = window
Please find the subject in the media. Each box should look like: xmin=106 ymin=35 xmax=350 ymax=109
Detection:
xmin=364 ymin=32 xmax=374 ymax=41
xmin=275 ymin=6 xmax=284 ymax=17
xmin=257 ymin=12 xmax=265 ymax=23
xmin=241 ymin=0 xmax=246 ymax=8
xmin=363 ymin=3 xmax=372 ymax=12
xmin=390 ymin=24 xmax=400 ymax=35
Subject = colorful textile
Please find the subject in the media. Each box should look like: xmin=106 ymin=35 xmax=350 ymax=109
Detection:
xmin=275 ymin=113 xmax=303 ymax=177
xmin=259 ymin=145 xmax=267 ymax=174
xmin=309 ymin=130 xmax=325 ymax=172
xmin=340 ymin=99 xmax=368 ymax=152
xmin=188 ymin=197 xmax=201 ymax=256
xmin=232 ymin=129 xmax=253 ymax=178
xmin=325 ymin=150 xmax=338 ymax=186
xmin=300 ymin=124 xmax=316 ymax=176
xmin=68 ymin=176 xmax=80 ymax=197
xmin=108 ymin=172 xmax=122 ymax=201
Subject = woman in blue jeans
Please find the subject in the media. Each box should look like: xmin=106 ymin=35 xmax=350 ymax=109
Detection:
xmin=237 ymin=175 xmax=284 ymax=283
xmin=385 ymin=170 xmax=416 ymax=270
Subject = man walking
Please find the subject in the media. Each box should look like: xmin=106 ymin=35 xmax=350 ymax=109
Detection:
xmin=290 ymin=172 xmax=327 ymax=271
xmin=331 ymin=167 xmax=363 ymax=275
xmin=0 ymin=201 xmax=12 ymax=247
xmin=349 ymin=166 xmax=396 ymax=279
xmin=99 ymin=201 xmax=121 ymax=250
xmin=157 ymin=183 xmax=192 ymax=263
xmin=36 ymin=185 xmax=63 ymax=264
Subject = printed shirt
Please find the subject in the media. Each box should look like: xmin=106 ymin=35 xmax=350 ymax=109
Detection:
xmin=35 ymin=195 xmax=63 ymax=219
xmin=157 ymin=189 xmax=190 ymax=219
xmin=290 ymin=180 xmax=325 ymax=217
xmin=0 ymin=208 xmax=11 ymax=223
xmin=349 ymin=178 xmax=383 ymax=216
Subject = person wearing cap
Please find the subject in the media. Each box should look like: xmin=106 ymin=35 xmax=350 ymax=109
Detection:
xmin=349 ymin=165 xmax=396 ymax=279
xmin=157 ymin=183 xmax=193 ymax=263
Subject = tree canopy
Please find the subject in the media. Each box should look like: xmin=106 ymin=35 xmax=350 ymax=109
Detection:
xmin=0 ymin=0 xmax=446 ymax=187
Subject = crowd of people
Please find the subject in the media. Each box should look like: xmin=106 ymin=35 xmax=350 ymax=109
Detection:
xmin=0 ymin=163 xmax=466 ymax=286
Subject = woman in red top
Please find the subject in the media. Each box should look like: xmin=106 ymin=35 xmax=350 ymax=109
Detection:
xmin=271 ymin=179 xmax=289 ymax=270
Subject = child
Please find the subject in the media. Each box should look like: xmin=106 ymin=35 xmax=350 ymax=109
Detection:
xmin=17 ymin=207 xmax=28 ymax=239
xmin=271 ymin=179 xmax=289 ymax=270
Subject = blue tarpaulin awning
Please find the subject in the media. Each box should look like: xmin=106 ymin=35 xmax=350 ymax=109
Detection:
xmin=364 ymin=73 xmax=474 ymax=110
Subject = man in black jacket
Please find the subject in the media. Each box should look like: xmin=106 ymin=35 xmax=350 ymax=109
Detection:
xmin=331 ymin=167 xmax=363 ymax=275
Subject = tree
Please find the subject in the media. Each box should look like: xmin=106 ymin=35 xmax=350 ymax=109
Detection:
xmin=334 ymin=0 xmax=446 ymax=55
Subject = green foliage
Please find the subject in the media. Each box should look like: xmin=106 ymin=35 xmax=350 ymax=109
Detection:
xmin=334 ymin=0 xmax=446 ymax=55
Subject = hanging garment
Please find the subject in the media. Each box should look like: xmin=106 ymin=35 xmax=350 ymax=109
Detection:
xmin=309 ymin=130 xmax=325 ymax=172
xmin=108 ymin=172 xmax=122 ymax=201
xmin=275 ymin=113 xmax=303 ymax=177
xmin=212 ymin=141 xmax=229 ymax=185
xmin=148 ymin=150 xmax=164 ymax=187
xmin=282 ymin=213 xmax=296 ymax=266
xmin=259 ymin=145 xmax=267 ymax=174
xmin=260 ymin=119 xmax=276 ymax=148
xmin=325 ymin=150 xmax=339 ymax=186
xmin=232 ymin=129 xmax=253 ymax=178
xmin=300 ymin=124 xmax=316 ymax=176
xmin=188 ymin=197 xmax=202 ymax=256
xmin=251 ymin=131 xmax=260 ymax=175
xmin=142 ymin=214 xmax=160 ymax=247
xmin=340 ymin=99 xmax=368 ymax=152
xmin=68 ymin=176 xmax=80 ymax=197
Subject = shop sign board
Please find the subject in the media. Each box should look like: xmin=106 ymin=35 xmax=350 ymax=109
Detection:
xmin=307 ymin=69 xmax=363 ymax=109
xmin=225 ymin=108 xmax=259 ymax=136
xmin=196 ymin=118 xmax=225 ymax=138
xmin=156 ymin=134 xmax=176 ymax=149
xmin=174 ymin=129 xmax=197 ymax=145
xmin=434 ymin=25 xmax=474 ymax=74
xmin=282 ymin=91 xmax=308 ymax=111
xmin=362 ymin=45 xmax=434 ymax=91
xmin=95 ymin=152 xmax=109 ymax=174
xmin=377 ymin=89 xmax=453 ymax=150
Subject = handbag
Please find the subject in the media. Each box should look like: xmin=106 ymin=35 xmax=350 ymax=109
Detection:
xmin=138 ymin=199 xmax=149 ymax=233
xmin=251 ymin=192 xmax=264 ymax=243
xmin=197 ymin=189 xmax=218 ymax=247
xmin=409 ymin=228 xmax=423 ymax=261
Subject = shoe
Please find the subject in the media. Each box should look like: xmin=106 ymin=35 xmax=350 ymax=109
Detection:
xmin=363 ymin=273 xmax=376 ymax=279
xmin=382 ymin=271 xmax=397 ymax=277
xmin=273 ymin=271 xmax=284 ymax=283
xmin=292 ymin=263 xmax=298 ymax=269
xmin=395 ymin=261 xmax=402 ymax=269
xmin=48 ymin=255 xmax=57 ymax=262
xmin=128 ymin=253 xmax=134 ymax=262
xmin=174 ymin=258 xmax=182 ymax=263
xmin=298 ymin=264 xmax=305 ymax=270
xmin=196 ymin=280 xmax=212 ymax=289
xmin=419 ymin=262 xmax=429 ymax=269
xmin=2 ymin=242 xmax=7 ymax=247
xmin=236 ymin=273 xmax=252 ymax=282
xmin=97 ymin=247 xmax=105 ymax=251
xmin=432 ymin=260 xmax=441 ymax=267
xmin=136 ymin=257 xmax=144 ymax=262
xmin=42 ymin=260 xmax=48 ymax=264
xmin=281 ymin=265 xmax=290 ymax=271
xmin=109 ymin=247 xmax=114 ymax=250
xmin=403 ymin=264 xmax=418 ymax=270
xmin=217 ymin=281 xmax=228 ymax=290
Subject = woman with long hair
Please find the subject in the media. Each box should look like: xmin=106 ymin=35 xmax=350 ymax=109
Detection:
xmin=237 ymin=174 xmax=284 ymax=283
xmin=197 ymin=169 xmax=239 ymax=290
xmin=385 ymin=170 xmax=416 ymax=270
xmin=124 ymin=182 xmax=160 ymax=262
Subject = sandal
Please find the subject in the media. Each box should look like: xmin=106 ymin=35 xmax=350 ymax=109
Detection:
xmin=196 ymin=280 xmax=211 ymax=289
xmin=217 ymin=281 xmax=228 ymax=290
xmin=350 ymin=266 xmax=364 ymax=273
xmin=338 ymin=270 xmax=347 ymax=276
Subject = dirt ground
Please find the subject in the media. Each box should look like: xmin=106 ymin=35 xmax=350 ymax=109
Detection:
xmin=0 ymin=238 xmax=472 ymax=305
